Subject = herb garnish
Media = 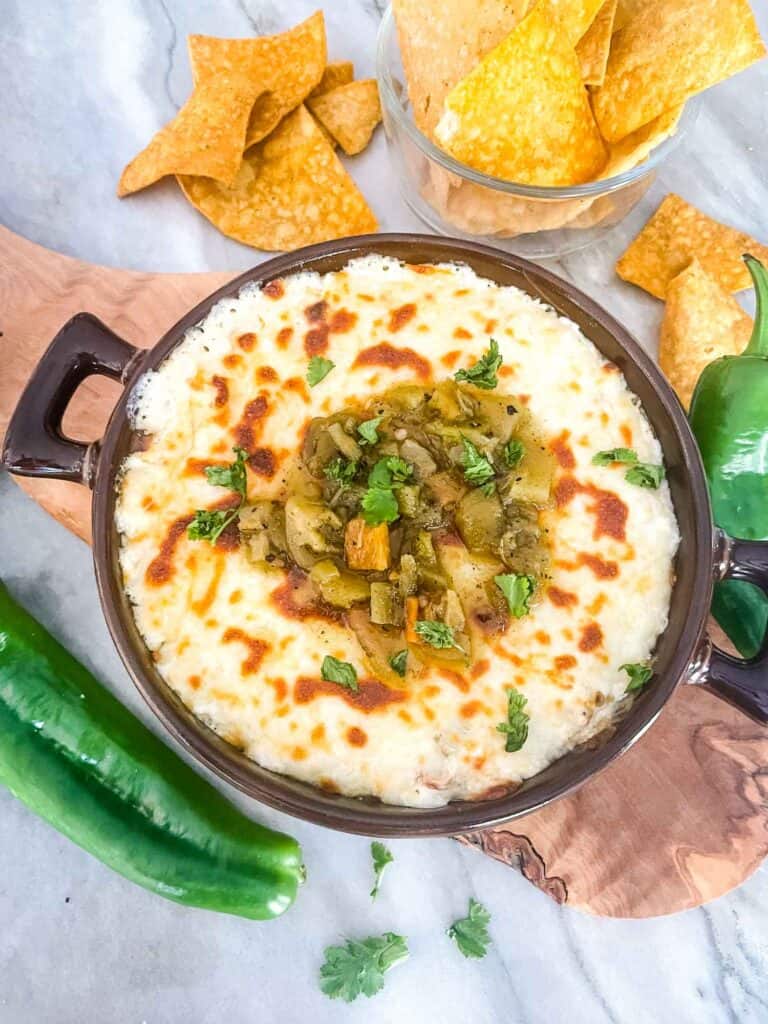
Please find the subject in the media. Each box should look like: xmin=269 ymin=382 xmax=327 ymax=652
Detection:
xmin=460 ymin=436 xmax=495 ymax=492
xmin=625 ymin=463 xmax=665 ymax=489
xmin=496 ymin=686 xmax=529 ymax=752
xmin=592 ymin=447 xmax=638 ymax=466
xmin=320 ymin=655 xmax=359 ymax=692
xmin=447 ymin=899 xmax=492 ymax=959
xmin=188 ymin=446 xmax=248 ymax=543
xmin=503 ymin=438 xmax=525 ymax=468
xmin=454 ymin=339 xmax=503 ymax=390
xmin=319 ymin=933 xmax=409 ymax=1002
xmin=361 ymin=487 xmax=400 ymax=526
xmin=357 ymin=416 xmax=383 ymax=446
xmin=361 ymin=458 xmax=413 ymax=526
xmin=494 ymin=573 xmax=535 ymax=618
xmin=370 ymin=841 xmax=393 ymax=900
xmin=388 ymin=650 xmax=408 ymax=677
xmin=324 ymin=457 xmax=359 ymax=487
xmin=306 ymin=356 xmax=335 ymax=387
xmin=621 ymin=662 xmax=653 ymax=693
xmin=414 ymin=620 xmax=464 ymax=652
xmin=592 ymin=448 xmax=665 ymax=489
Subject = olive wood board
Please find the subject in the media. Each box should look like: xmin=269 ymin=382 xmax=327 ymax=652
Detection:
xmin=1 ymin=223 xmax=766 ymax=919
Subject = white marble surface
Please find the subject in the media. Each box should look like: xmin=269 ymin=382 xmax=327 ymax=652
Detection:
xmin=1 ymin=1 xmax=768 ymax=1021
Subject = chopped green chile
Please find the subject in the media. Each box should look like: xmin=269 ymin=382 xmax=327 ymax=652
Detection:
xmin=232 ymin=379 xmax=552 ymax=675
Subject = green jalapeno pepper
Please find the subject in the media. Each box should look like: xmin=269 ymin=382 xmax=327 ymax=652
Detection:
xmin=0 ymin=579 xmax=303 ymax=918
xmin=689 ymin=254 xmax=768 ymax=657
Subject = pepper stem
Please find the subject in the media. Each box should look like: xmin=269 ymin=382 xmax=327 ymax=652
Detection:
xmin=744 ymin=254 xmax=768 ymax=357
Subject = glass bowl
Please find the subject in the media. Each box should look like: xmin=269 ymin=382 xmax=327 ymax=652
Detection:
xmin=376 ymin=5 xmax=700 ymax=259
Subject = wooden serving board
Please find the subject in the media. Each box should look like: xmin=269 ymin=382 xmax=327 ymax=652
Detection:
xmin=1 ymin=224 xmax=766 ymax=919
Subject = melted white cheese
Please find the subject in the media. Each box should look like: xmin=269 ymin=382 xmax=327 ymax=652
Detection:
xmin=117 ymin=256 xmax=679 ymax=807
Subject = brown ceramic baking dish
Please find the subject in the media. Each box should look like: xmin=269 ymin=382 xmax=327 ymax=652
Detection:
xmin=4 ymin=235 xmax=768 ymax=837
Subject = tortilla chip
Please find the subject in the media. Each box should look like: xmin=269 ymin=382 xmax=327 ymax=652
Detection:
xmin=576 ymin=0 xmax=617 ymax=86
xmin=599 ymin=105 xmax=683 ymax=179
xmin=392 ymin=0 xmax=529 ymax=137
xmin=177 ymin=105 xmax=377 ymax=251
xmin=435 ymin=0 xmax=606 ymax=186
xmin=660 ymin=260 xmax=752 ymax=408
xmin=118 ymin=73 xmax=260 ymax=197
xmin=307 ymin=80 xmax=382 ymax=156
xmin=551 ymin=0 xmax=606 ymax=43
xmin=188 ymin=12 xmax=326 ymax=149
xmin=612 ymin=0 xmax=642 ymax=33
xmin=591 ymin=0 xmax=765 ymax=142
xmin=617 ymin=194 xmax=768 ymax=299
xmin=309 ymin=61 xmax=354 ymax=99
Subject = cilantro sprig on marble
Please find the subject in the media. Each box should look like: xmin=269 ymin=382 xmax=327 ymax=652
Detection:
xmin=319 ymin=933 xmax=409 ymax=1002
xmin=447 ymin=899 xmax=493 ymax=959
xmin=370 ymin=842 xmax=394 ymax=900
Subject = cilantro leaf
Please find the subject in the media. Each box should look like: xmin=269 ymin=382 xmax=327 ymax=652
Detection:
xmin=625 ymin=463 xmax=665 ymax=489
xmin=370 ymin=841 xmax=394 ymax=900
xmin=621 ymin=662 xmax=653 ymax=693
xmin=389 ymin=650 xmax=408 ymax=677
xmin=319 ymin=932 xmax=409 ymax=1002
xmin=361 ymin=486 xmax=400 ymax=526
xmin=204 ymin=446 xmax=248 ymax=499
xmin=306 ymin=356 xmax=335 ymax=387
xmin=321 ymin=656 xmax=359 ymax=692
xmin=357 ymin=416 xmax=382 ymax=446
xmin=447 ymin=899 xmax=492 ymax=959
xmin=496 ymin=686 xmax=529 ymax=752
xmin=592 ymin=447 xmax=638 ymax=466
xmin=189 ymin=447 xmax=248 ymax=543
xmin=503 ymin=438 xmax=525 ymax=469
xmin=324 ymin=457 xmax=358 ymax=487
xmin=384 ymin=456 xmax=413 ymax=483
xmin=415 ymin=620 xmax=464 ymax=652
xmin=454 ymin=339 xmax=503 ymax=390
xmin=361 ymin=459 xmax=405 ymax=525
xmin=187 ymin=508 xmax=239 ymax=544
xmin=460 ymin=436 xmax=495 ymax=489
xmin=494 ymin=573 xmax=535 ymax=618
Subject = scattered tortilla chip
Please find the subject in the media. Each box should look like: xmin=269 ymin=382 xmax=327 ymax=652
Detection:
xmin=612 ymin=0 xmax=642 ymax=33
xmin=117 ymin=73 xmax=260 ymax=197
xmin=309 ymin=60 xmax=354 ymax=98
xmin=435 ymin=0 xmax=606 ymax=186
xmin=307 ymin=80 xmax=382 ymax=156
xmin=591 ymin=0 xmax=765 ymax=142
xmin=177 ymin=105 xmax=377 ymax=251
xmin=660 ymin=260 xmax=752 ymax=408
xmin=188 ymin=11 xmax=326 ymax=149
xmin=576 ymin=0 xmax=617 ymax=86
xmin=550 ymin=0 xmax=606 ymax=43
xmin=617 ymin=194 xmax=768 ymax=299
xmin=392 ymin=0 xmax=529 ymax=137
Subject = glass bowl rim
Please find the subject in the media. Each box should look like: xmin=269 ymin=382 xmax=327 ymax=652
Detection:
xmin=376 ymin=4 xmax=700 ymax=201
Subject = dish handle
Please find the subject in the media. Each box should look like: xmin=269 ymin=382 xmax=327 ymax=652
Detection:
xmin=692 ymin=531 xmax=768 ymax=723
xmin=1 ymin=314 xmax=140 ymax=486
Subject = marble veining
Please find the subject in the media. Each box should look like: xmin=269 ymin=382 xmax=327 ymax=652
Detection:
xmin=1 ymin=0 xmax=767 ymax=1021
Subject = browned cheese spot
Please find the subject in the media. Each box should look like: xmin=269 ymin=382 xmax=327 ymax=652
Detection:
xmin=353 ymin=342 xmax=431 ymax=380
xmin=294 ymin=676 xmax=406 ymax=712
xmin=388 ymin=303 xmax=417 ymax=333
xmin=222 ymin=627 xmax=269 ymax=675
